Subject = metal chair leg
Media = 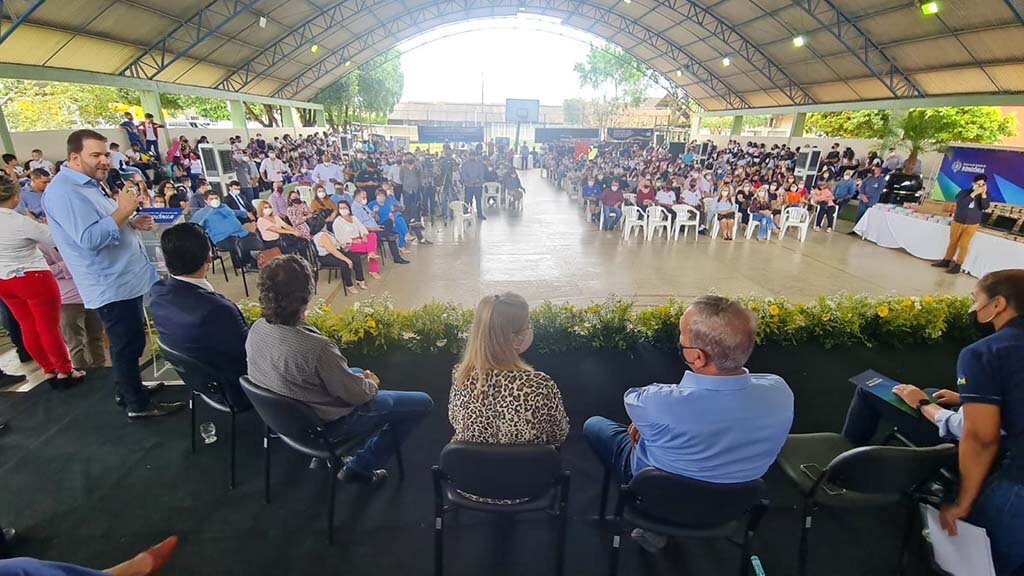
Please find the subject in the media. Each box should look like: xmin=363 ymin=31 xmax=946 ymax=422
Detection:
xmin=798 ymin=499 xmax=816 ymax=576
xmin=432 ymin=467 xmax=445 ymax=576
xmin=189 ymin=391 xmax=196 ymax=454
xmin=327 ymin=456 xmax=338 ymax=544
xmin=609 ymin=490 xmax=628 ymax=576
xmin=556 ymin=472 xmax=571 ymax=576
xmin=264 ymin=425 xmax=272 ymax=504
xmin=228 ymin=411 xmax=237 ymax=490
xmin=240 ymin=269 xmax=249 ymax=298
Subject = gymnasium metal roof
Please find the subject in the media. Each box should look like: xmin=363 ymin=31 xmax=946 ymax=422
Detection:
xmin=2 ymin=0 xmax=1023 ymax=112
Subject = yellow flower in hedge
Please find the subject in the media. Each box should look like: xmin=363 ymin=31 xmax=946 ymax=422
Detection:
xmin=877 ymin=306 xmax=890 ymax=318
xmin=821 ymin=313 xmax=831 ymax=322
xmin=769 ymin=305 xmax=780 ymax=315
xmin=365 ymin=318 xmax=377 ymax=329
xmin=923 ymin=296 xmax=934 ymax=304
xmin=902 ymin=299 xmax=913 ymax=308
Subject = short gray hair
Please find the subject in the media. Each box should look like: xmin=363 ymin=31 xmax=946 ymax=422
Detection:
xmin=685 ymin=296 xmax=757 ymax=371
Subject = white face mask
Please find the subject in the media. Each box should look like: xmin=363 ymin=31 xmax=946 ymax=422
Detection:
xmin=209 ymin=199 xmax=221 ymax=208
xmin=262 ymin=208 xmax=273 ymax=216
xmin=339 ymin=209 xmax=350 ymax=216
xmin=317 ymin=191 xmax=326 ymax=199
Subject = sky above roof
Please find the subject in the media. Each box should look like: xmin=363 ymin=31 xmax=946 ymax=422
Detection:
xmin=397 ymin=15 xmax=663 ymax=106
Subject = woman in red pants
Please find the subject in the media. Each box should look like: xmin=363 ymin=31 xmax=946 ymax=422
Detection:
xmin=0 ymin=177 xmax=84 ymax=388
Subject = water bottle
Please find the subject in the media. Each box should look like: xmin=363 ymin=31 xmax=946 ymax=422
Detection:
xmin=199 ymin=422 xmax=217 ymax=444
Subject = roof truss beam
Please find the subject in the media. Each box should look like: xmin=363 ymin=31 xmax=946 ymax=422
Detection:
xmin=216 ymin=0 xmax=372 ymax=92
xmin=660 ymin=0 xmax=814 ymax=105
xmin=119 ymin=0 xmax=262 ymax=80
xmin=0 ymin=0 xmax=47 ymax=46
xmin=273 ymin=0 xmax=744 ymax=109
xmin=794 ymin=0 xmax=923 ymax=99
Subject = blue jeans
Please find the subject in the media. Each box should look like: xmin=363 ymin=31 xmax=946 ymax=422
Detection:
xmin=968 ymin=472 xmax=1024 ymax=575
xmin=95 ymin=296 xmax=148 ymax=412
xmin=0 ymin=558 xmax=106 ymax=575
xmin=855 ymin=201 xmax=872 ymax=223
xmin=324 ymin=387 xmax=433 ymax=475
xmin=601 ymin=205 xmax=622 ymax=230
xmin=750 ymin=212 xmax=775 ymax=239
xmin=583 ymin=416 xmax=634 ymax=484
xmin=145 ymin=139 xmax=160 ymax=159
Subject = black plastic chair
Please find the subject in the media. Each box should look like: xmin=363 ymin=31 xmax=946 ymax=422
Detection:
xmin=600 ymin=468 xmax=767 ymax=576
xmin=776 ymin=433 xmax=958 ymax=576
xmin=309 ymin=239 xmax=349 ymax=296
xmin=432 ymin=442 xmax=571 ymax=576
xmin=238 ymin=376 xmax=403 ymax=544
xmin=207 ymin=232 xmax=250 ymax=297
xmin=157 ymin=340 xmax=251 ymax=490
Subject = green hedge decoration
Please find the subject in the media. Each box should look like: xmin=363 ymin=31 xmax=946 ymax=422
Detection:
xmin=236 ymin=293 xmax=976 ymax=356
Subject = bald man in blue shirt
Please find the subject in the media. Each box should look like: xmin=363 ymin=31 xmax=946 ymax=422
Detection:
xmin=585 ymin=295 xmax=793 ymax=552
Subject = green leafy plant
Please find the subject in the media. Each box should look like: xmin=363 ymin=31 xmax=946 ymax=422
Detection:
xmin=235 ymin=293 xmax=977 ymax=355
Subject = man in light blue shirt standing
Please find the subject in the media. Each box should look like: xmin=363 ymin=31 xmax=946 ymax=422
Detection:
xmin=42 ymin=130 xmax=184 ymax=419
xmin=584 ymin=295 xmax=793 ymax=551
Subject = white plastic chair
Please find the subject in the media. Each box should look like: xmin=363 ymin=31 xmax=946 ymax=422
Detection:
xmin=779 ymin=207 xmax=811 ymax=242
xmin=623 ymin=193 xmax=637 ymax=206
xmin=621 ymin=205 xmax=647 ymax=240
xmin=482 ymin=182 xmax=501 ymax=208
xmin=671 ymin=205 xmax=700 ymax=242
xmin=449 ymin=201 xmax=472 ymax=239
xmin=645 ymin=206 xmax=672 ymax=241
xmin=343 ymin=181 xmax=357 ymax=195
xmin=702 ymin=197 xmax=716 ymax=231
xmin=251 ymin=198 xmax=262 ymax=210
xmin=711 ymin=213 xmax=740 ymax=239
xmin=296 ymin=185 xmax=313 ymax=204
xmin=744 ymin=208 xmax=774 ymax=241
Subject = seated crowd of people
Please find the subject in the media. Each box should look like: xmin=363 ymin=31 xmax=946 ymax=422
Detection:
xmin=0 ymin=128 xmax=1021 ymax=576
xmin=541 ymin=139 xmax=907 ymax=241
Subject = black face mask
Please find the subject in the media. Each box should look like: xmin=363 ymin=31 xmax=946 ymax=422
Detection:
xmin=290 ymin=198 xmax=302 ymax=205
xmin=968 ymin=309 xmax=996 ymax=338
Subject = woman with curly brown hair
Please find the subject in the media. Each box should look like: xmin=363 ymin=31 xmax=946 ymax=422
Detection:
xmin=245 ymin=255 xmax=433 ymax=486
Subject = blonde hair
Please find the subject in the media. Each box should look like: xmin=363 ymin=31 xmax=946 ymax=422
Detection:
xmin=455 ymin=292 xmax=532 ymax=387
xmin=256 ymin=200 xmax=273 ymax=216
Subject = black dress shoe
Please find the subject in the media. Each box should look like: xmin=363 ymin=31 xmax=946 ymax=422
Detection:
xmin=115 ymin=382 xmax=167 ymax=407
xmin=394 ymin=258 xmax=411 ymax=264
xmin=339 ymin=465 xmax=388 ymax=486
xmin=931 ymin=259 xmax=951 ymax=268
xmin=127 ymin=401 xmax=186 ymax=419
xmin=945 ymin=263 xmax=962 ymax=274
xmin=0 ymin=373 xmax=26 ymax=388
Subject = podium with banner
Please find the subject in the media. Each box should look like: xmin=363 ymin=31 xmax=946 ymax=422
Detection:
xmin=138 ymin=208 xmax=186 ymax=383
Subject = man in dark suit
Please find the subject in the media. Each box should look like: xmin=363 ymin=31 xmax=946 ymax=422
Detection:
xmin=149 ymin=223 xmax=250 ymax=408
xmin=223 ymin=180 xmax=256 ymax=225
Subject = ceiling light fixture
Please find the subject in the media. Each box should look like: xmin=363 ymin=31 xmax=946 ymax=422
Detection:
xmin=345 ymin=61 xmax=352 ymax=67
xmin=792 ymin=35 xmax=805 ymax=47
xmin=310 ymin=44 xmax=319 ymax=54
xmin=722 ymin=56 xmax=731 ymax=66
xmin=676 ymin=69 xmax=682 ymax=77
xmin=258 ymin=16 xmax=267 ymax=28
xmin=919 ymin=1 xmax=940 ymax=15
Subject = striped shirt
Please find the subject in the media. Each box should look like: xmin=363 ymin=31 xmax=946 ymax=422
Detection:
xmin=245 ymin=318 xmax=377 ymax=421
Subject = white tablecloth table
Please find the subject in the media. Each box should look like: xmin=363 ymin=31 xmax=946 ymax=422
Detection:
xmin=853 ymin=206 xmax=1024 ymax=278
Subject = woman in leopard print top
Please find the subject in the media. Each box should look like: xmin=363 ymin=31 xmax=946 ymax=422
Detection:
xmin=450 ymin=293 xmax=569 ymax=447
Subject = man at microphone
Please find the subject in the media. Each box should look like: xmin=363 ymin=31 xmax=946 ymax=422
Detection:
xmin=932 ymin=174 xmax=990 ymax=275
xmin=42 ymin=130 xmax=184 ymax=420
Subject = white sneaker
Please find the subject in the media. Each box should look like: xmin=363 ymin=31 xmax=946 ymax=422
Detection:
xmin=630 ymin=528 xmax=668 ymax=553
xmin=813 ymin=226 xmax=821 ymax=231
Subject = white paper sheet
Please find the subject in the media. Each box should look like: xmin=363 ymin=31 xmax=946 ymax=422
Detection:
xmin=920 ymin=504 xmax=995 ymax=576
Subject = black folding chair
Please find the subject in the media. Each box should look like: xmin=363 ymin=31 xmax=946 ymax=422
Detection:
xmin=207 ymin=233 xmax=250 ymax=297
xmin=157 ymin=340 xmax=251 ymax=489
xmin=432 ymin=442 xmax=570 ymax=576
xmin=776 ymin=433 xmax=958 ymax=576
xmin=239 ymin=376 xmax=403 ymax=544
xmin=308 ymin=240 xmax=348 ymax=296
xmin=600 ymin=468 xmax=768 ymax=576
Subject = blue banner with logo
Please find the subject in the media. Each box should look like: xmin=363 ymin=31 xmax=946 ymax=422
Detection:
xmin=416 ymin=126 xmax=484 ymax=143
xmin=931 ymin=146 xmax=1024 ymax=206
xmin=534 ymin=128 xmax=600 ymax=143
xmin=605 ymin=128 xmax=654 ymax=142
xmin=138 ymin=208 xmax=184 ymax=225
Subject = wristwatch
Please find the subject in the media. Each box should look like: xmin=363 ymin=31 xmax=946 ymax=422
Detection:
xmin=916 ymin=398 xmax=931 ymax=411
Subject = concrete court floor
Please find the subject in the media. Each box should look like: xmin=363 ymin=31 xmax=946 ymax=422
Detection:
xmin=208 ymin=168 xmax=977 ymax=310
